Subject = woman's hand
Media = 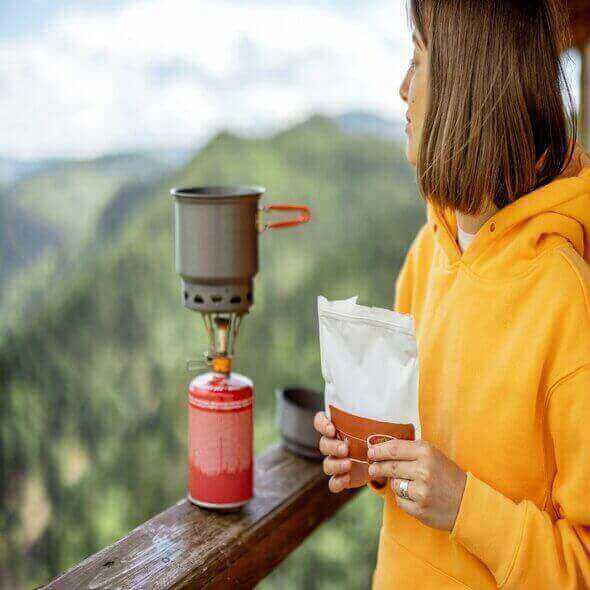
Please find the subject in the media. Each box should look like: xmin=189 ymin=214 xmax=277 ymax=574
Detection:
xmin=314 ymin=411 xmax=389 ymax=491
xmin=367 ymin=438 xmax=467 ymax=532
xmin=313 ymin=411 xmax=354 ymax=492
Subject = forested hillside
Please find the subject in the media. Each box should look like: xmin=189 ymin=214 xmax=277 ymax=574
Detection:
xmin=0 ymin=114 xmax=425 ymax=588
xmin=0 ymin=153 xmax=174 ymax=315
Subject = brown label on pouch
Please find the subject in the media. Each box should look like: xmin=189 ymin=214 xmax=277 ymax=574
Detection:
xmin=329 ymin=405 xmax=415 ymax=463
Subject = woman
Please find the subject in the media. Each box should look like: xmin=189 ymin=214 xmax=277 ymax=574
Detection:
xmin=314 ymin=1 xmax=590 ymax=588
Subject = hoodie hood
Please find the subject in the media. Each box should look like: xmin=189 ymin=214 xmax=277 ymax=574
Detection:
xmin=428 ymin=142 xmax=590 ymax=278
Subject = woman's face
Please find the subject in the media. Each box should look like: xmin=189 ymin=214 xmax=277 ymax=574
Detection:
xmin=400 ymin=30 xmax=429 ymax=167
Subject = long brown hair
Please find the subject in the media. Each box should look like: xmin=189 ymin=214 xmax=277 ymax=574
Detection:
xmin=409 ymin=0 xmax=578 ymax=215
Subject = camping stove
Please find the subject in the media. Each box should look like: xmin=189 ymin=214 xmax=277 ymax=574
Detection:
xmin=170 ymin=185 xmax=310 ymax=510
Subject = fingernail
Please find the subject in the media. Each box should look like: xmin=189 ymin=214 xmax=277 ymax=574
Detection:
xmin=339 ymin=443 xmax=347 ymax=453
xmin=367 ymin=448 xmax=375 ymax=459
xmin=368 ymin=464 xmax=376 ymax=476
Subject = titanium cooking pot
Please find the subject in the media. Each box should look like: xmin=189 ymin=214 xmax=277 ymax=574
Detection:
xmin=170 ymin=185 xmax=311 ymax=313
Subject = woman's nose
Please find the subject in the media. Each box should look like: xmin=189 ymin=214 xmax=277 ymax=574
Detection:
xmin=399 ymin=70 xmax=410 ymax=103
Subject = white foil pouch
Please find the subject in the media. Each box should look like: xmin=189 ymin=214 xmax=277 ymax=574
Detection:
xmin=317 ymin=295 xmax=421 ymax=442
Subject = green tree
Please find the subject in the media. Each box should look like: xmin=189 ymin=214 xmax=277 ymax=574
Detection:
xmin=0 ymin=114 xmax=424 ymax=588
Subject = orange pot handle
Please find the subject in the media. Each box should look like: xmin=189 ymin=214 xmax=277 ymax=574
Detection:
xmin=259 ymin=204 xmax=311 ymax=231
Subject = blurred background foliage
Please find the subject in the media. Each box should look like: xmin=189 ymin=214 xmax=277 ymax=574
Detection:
xmin=0 ymin=113 xmax=425 ymax=588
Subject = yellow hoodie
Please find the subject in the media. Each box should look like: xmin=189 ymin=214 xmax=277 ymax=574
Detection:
xmin=368 ymin=144 xmax=590 ymax=589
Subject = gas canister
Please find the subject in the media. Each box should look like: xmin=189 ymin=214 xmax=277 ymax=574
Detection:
xmin=187 ymin=365 xmax=254 ymax=509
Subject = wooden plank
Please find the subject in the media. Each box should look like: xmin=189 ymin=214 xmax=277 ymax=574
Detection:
xmin=42 ymin=443 xmax=360 ymax=590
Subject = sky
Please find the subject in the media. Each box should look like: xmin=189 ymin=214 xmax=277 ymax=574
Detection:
xmin=0 ymin=0 xmax=580 ymax=160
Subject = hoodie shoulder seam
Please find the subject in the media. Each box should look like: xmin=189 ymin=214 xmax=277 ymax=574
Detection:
xmin=556 ymin=247 xmax=590 ymax=321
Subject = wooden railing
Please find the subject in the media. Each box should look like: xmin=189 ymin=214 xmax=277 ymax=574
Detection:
xmin=42 ymin=443 xmax=360 ymax=589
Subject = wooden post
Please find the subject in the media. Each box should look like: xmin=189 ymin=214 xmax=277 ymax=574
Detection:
xmin=580 ymin=41 xmax=590 ymax=148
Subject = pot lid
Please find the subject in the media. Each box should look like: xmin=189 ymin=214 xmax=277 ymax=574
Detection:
xmin=170 ymin=185 xmax=266 ymax=200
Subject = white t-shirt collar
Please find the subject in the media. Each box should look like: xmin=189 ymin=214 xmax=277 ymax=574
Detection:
xmin=457 ymin=222 xmax=476 ymax=253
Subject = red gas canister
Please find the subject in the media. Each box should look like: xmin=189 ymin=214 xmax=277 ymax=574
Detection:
xmin=187 ymin=363 xmax=254 ymax=510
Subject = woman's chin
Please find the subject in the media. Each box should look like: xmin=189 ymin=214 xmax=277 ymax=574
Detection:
xmin=405 ymin=144 xmax=417 ymax=167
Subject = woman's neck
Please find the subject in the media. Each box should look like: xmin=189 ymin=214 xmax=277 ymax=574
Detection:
xmin=456 ymin=208 xmax=497 ymax=234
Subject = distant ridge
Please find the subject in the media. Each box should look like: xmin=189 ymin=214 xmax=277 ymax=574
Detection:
xmin=334 ymin=110 xmax=405 ymax=141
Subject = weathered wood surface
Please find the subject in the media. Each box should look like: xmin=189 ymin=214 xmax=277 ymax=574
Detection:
xmin=43 ymin=443 xmax=360 ymax=589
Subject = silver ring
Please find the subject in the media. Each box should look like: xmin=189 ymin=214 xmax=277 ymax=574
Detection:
xmin=398 ymin=478 xmax=411 ymax=500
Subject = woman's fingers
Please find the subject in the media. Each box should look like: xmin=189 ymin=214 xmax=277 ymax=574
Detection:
xmin=394 ymin=494 xmax=421 ymax=517
xmin=391 ymin=477 xmax=418 ymax=501
xmin=391 ymin=478 xmax=430 ymax=517
xmin=367 ymin=438 xmax=425 ymax=462
xmin=368 ymin=459 xmax=417 ymax=480
xmin=319 ymin=435 xmax=348 ymax=458
xmin=323 ymin=456 xmax=352 ymax=476
xmin=313 ymin=411 xmax=336 ymax=438
xmin=322 ymin=451 xmax=352 ymax=493
xmin=328 ymin=473 xmax=351 ymax=493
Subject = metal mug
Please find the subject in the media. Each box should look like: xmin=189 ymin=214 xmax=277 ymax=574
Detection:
xmin=170 ymin=185 xmax=311 ymax=313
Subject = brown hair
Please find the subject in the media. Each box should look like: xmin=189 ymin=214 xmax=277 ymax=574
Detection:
xmin=409 ymin=0 xmax=578 ymax=215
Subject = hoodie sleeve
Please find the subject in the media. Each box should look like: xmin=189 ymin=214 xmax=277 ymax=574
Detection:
xmin=450 ymin=364 xmax=590 ymax=589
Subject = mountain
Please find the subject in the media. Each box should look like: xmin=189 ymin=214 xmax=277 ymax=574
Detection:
xmin=144 ymin=146 xmax=194 ymax=168
xmin=0 ymin=153 xmax=178 ymax=313
xmin=0 ymin=147 xmax=193 ymax=189
xmin=0 ymin=110 xmax=399 ymax=299
xmin=0 ymin=157 xmax=65 ymax=187
xmin=0 ymin=114 xmax=424 ymax=589
xmin=335 ymin=110 xmax=405 ymax=141
xmin=8 ymin=153 xmax=170 ymax=238
xmin=0 ymin=189 xmax=59 ymax=285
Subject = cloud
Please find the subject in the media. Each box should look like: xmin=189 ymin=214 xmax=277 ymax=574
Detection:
xmin=0 ymin=0 xmax=413 ymax=159
xmin=0 ymin=0 xmax=578 ymax=159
